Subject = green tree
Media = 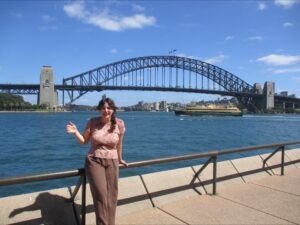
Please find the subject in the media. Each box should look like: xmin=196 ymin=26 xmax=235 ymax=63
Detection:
xmin=0 ymin=93 xmax=33 ymax=111
xmin=20 ymin=102 xmax=24 ymax=111
xmin=9 ymin=102 xmax=13 ymax=111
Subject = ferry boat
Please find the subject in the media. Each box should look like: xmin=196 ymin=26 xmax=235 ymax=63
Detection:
xmin=174 ymin=104 xmax=243 ymax=116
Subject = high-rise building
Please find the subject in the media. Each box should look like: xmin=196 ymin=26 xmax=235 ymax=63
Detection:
xmin=280 ymin=91 xmax=288 ymax=97
xmin=159 ymin=101 xmax=168 ymax=111
xmin=155 ymin=102 xmax=159 ymax=111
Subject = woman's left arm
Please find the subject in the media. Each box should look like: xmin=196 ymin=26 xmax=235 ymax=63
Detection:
xmin=117 ymin=134 xmax=128 ymax=167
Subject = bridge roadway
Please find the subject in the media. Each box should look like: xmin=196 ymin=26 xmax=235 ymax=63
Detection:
xmin=0 ymin=83 xmax=260 ymax=97
xmin=1 ymin=148 xmax=300 ymax=225
xmin=1 ymin=83 xmax=300 ymax=104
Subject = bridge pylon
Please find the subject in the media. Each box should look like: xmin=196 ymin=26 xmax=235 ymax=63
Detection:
xmin=263 ymin=81 xmax=275 ymax=110
xmin=249 ymin=81 xmax=275 ymax=113
xmin=38 ymin=66 xmax=58 ymax=109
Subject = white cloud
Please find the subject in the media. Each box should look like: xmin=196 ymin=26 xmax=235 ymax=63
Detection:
xmin=225 ymin=35 xmax=234 ymax=41
xmin=257 ymin=54 xmax=300 ymax=66
xmin=274 ymin=0 xmax=299 ymax=9
xmin=176 ymin=53 xmax=228 ymax=64
xmin=63 ymin=1 xmax=86 ymax=19
xmin=132 ymin=3 xmax=145 ymax=12
xmin=176 ymin=53 xmax=200 ymax=60
xmin=41 ymin=15 xmax=55 ymax=23
xmin=110 ymin=48 xmax=118 ymax=54
xmin=63 ymin=1 xmax=156 ymax=31
xmin=272 ymin=67 xmax=300 ymax=74
xmin=121 ymin=14 xmax=155 ymax=29
xmin=291 ymin=76 xmax=300 ymax=83
xmin=247 ymin=36 xmax=264 ymax=41
xmin=258 ymin=2 xmax=267 ymax=10
xmin=205 ymin=54 xmax=228 ymax=64
xmin=176 ymin=53 xmax=228 ymax=65
xmin=283 ymin=22 xmax=294 ymax=27
xmin=40 ymin=15 xmax=57 ymax=30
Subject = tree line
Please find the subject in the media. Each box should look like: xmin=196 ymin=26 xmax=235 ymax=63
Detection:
xmin=0 ymin=93 xmax=46 ymax=111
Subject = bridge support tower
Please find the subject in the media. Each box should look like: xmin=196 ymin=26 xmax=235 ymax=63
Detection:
xmin=251 ymin=81 xmax=275 ymax=112
xmin=38 ymin=66 xmax=58 ymax=109
xmin=263 ymin=81 xmax=275 ymax=111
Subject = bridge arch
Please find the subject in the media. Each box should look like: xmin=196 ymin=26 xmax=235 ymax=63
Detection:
xmin=63 ymin=55 xmax=255 ymax=106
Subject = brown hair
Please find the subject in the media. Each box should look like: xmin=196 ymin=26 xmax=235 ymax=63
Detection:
xmin=97 ymin=97 xmax=117 ymax=132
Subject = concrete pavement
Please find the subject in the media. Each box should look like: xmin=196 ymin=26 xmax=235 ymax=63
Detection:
xmin=116 ymin=167 xmax=300 ymax=224
xmin=1 ymin=148 xmax=299 ymax=225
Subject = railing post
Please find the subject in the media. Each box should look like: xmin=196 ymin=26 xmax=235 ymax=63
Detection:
xmin=81 ymin=173 xmax=86 ymax=225
xmin=263 ymin=146 xmax=282 ymax=171
xmin=191 ymin=156 xmax=214 ymax=185
xmin=70 ymin=176 xmax=83 ymax=202
xmin=281 ymin=146 xmax=285 ymax=176
xmin=212 ymin=155 xmax=217 ymax=195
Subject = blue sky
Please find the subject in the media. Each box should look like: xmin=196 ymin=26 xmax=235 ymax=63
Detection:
xmin=1 ymin=0 xmax=300 ymax=107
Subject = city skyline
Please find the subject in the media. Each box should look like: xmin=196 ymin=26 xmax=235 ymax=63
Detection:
xmin=1 ymin=0 xmax=299 ymax=107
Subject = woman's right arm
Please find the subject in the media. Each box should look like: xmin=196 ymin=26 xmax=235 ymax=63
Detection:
xmin=66 ymin=121 xmax=90 ymax=145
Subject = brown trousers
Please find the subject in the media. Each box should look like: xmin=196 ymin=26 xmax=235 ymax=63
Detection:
xmin=85 ymin=155 xmax=119 ymax=225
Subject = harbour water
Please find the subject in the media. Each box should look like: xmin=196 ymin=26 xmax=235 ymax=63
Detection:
xmin=0 ymin=111 xmax=300 ymax=197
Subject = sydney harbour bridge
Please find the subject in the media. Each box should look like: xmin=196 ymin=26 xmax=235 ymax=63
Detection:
xmin=0 ymin=55 xmax=299 ymax=112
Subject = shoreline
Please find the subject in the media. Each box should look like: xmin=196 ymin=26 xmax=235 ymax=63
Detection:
xmin=0 ymin=110 xmax=72 ymax=113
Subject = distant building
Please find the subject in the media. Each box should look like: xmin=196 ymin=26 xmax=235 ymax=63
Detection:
xmin=280 ymin=91 xmax=288 ymax=97
xmin=288 ymin=94 xmax=296 ymax=98
xmin=143 ymin=102 xmax=152 ymax=111
xmin=154 ymin=102 xmax=159 ymax=111
xmin=137 ymin=101 xmax=144 ymax=111
xmin=159 ymin=101 xmax=168 ymax=111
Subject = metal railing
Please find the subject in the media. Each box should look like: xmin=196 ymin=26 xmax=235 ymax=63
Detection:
xmin=1 ymin=140 xmax=300 ymax=225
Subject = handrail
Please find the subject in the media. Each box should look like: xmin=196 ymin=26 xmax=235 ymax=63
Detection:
xmin=1 ymin=140 xmax=300 ymax=225
xmin=0 ymin=169 xmax=84 ymax=187
xmin=1 ymin=140 xmax=300 ymax=186
xmin=216 ymin=140 xmax=300 ymax=155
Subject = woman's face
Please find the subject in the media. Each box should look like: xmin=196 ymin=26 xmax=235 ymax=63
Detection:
xmin=100 ymin=102 xmax=114 ymax=120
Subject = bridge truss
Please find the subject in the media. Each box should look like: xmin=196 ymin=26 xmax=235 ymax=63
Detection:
xmin=0 ymin=84 xmax=40 ymax=95
xmin=63 ymin=55 xmax=259 ymax=110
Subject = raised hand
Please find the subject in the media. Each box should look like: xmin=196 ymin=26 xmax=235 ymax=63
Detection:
xmin=66 ymin=121 xmax=78 ymax=134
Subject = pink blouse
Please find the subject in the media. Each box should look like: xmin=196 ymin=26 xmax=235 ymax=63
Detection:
xmin=85 ymin=117 xmax=125 ymax=159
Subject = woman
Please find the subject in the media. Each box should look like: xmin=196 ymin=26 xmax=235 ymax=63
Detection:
xmin=66 ymin=97 xmax=127 ymax=225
